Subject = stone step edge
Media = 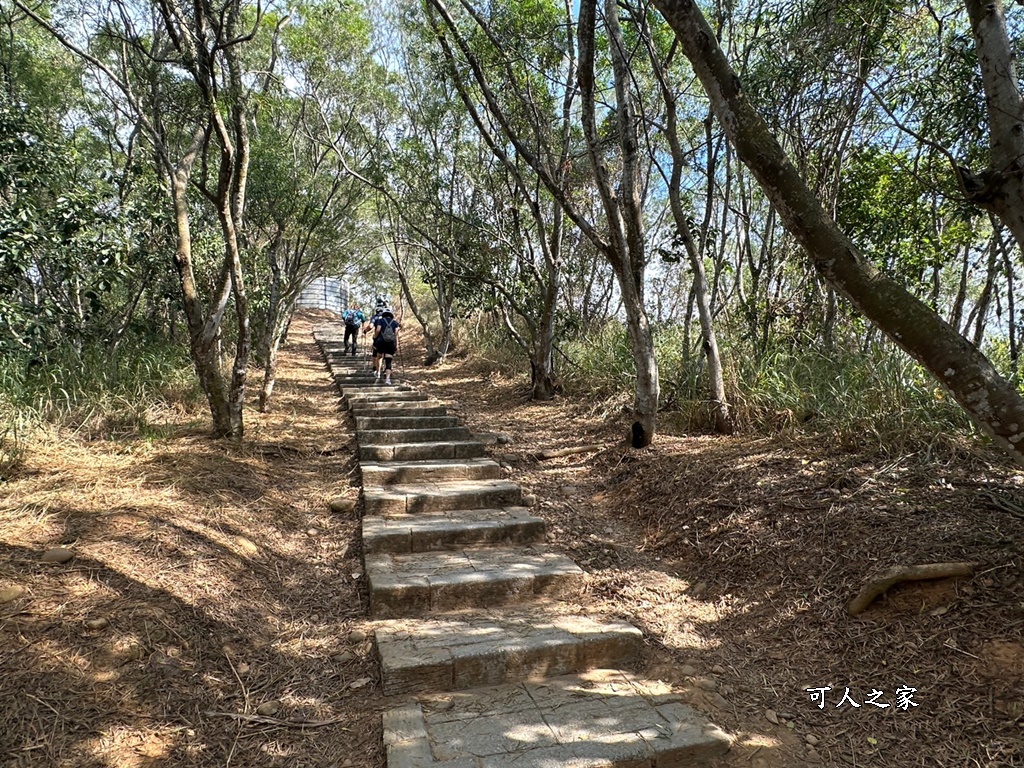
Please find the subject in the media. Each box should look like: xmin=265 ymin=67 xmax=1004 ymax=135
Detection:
xmin=365 ymin=547 xmax=584 ymax=618
xmin=359 ymin=458 xmax=502 ymax=485
xmin=362 ymin=506 xmax=542 ymax=554
xmin=374 ymin=611 xmax=642 ymax=696
xmin=362 ymin=488 xmax=522 ymax=517
xmin=359 ymin=441 xmax=486 ymax=462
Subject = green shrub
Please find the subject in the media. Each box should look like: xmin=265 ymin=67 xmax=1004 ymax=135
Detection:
xmin=0 ymin=337 xmax=202 ymax=461
xmin=440 ymin=310 xmax=983 ymax=449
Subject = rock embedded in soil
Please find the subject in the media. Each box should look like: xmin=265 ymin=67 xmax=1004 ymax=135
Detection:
xmin=0 ymin=585 xmax=26 ymax=603
xmin=233 ymin=536 xmax=259 ymax=556
xmin=712 ymin=664 xmax=726 ymax=675
xmin=332 ymin=651 xmax=355 ymax=663
xmin=348 ymin=629 xmax=367 ymax=643
xmin=561 ymin=485 xmax=579 ymax=496
xmin=805 ymin=734 xmax=819 ymax=746
xmin=706 ymin=692 xmax=730 ymax=710
xmin=41 ymin=547 xmax=74 ymax=564
xmin=330 ymin=497 xmax=357 ymax=514
xmin=694 ymin=677 xmax=718 ymax=691
xmin=679 ymin=665 xmax=698 ymax=677
xmin=256 ymin=700 xmax=282 ymax=716
xmin=521 ymin=493 xmax=538 ymax=506
xmin=84 ymin=617 xmax=109 ymax=630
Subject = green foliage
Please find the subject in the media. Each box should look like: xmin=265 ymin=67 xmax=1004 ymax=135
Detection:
xmin=0 ymin=338 xmax=200 ymax=425
xmin=728 ymin=337 xmax=969 ymax=441
xmin=0 ymin=97 xmax=161 ymax=356
xmin=560 ymin=322 xmax=637 ymax=399
xmin=464 ymin=310 xmax=974 ymax=447
xmin=838 ymin=147 xmax=982 ymax=283
xmin=0 ymin=336 xmax=202 ymax=474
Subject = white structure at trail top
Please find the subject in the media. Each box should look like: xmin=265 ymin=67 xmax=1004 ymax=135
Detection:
xmin=297 ymin=276 xmax=350 ymax=315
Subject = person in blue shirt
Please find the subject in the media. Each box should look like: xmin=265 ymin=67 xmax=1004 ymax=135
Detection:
xmin=341 ymin=304 xmax=366 ymax=356
xmin=372 ymin=308 xmax=401 ymax=385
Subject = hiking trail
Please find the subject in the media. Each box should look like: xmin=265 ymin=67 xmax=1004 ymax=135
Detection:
xmin=316 ymin=326 xmax=731 ymax=767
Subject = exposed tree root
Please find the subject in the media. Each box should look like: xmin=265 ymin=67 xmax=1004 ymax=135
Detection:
xmin=847 ymin=562 xmax=976 ymax=615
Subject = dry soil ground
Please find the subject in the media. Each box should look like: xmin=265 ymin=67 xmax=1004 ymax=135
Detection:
xmin=2 ymin=313 xmax=1023 ymax=767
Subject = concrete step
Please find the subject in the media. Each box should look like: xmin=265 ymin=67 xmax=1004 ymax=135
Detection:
xmin=365 ymin=545 xmax=584 ymax=618
xmin=326 ymin=353 xmax=367 ymax=362
xmin=331 ymin=370 xmax=381 ymax=378
xmin=383 ymin=669 xmax=731 ymax=767
xmin=355 ymin=415 xmax=460 ymax=431
xmin=327 ymin=362 xmax=374 ymax=371
xmin=349 ymin=402 xmax=449 ymax=417
xmin=362 ymin=506 xmax=543 ymax=554
xmin=360 ymin=459 xmax=501 ymax=485
xmin=332 ymin=372 xmax=381 ymax=380
xmin=363 ymin=479 xmax=521 ymax=515
xmin=358 ymin=441 xmax=485 ymax=462
xmin=339 ymin=384 xmax=414 ymax=396
xmin=345 ymin=392 xmax=428 ymax=405
xmin=332 ymin=377 xmax=382 ymax=387
xmin=374 ymin=607 xmax=642 ymax=695
xmin=358 ymin=426 xmax=473 ymax=446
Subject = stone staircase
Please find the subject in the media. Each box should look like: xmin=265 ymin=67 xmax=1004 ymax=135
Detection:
xmin=315 ymin=330 xmax=731 ymax=767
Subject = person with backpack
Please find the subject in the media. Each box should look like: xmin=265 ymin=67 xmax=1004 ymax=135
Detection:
xmin=372 ymin=307 xmax=400 ymax=385
xmin=366 ymin=301 xmax=385 ymax=370
xmin=341 ymin=304 xmax=366 ymax=356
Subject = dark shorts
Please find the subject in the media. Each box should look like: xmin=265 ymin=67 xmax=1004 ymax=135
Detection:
xmin=374 ymin=339 xmax=397 ymax=356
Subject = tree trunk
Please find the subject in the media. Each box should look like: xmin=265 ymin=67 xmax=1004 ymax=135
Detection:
xmin=169 ymin=148 xmax=234 ymax=438
xmin=622 ymin=279 xmax=659 ymax=447
xmin=259 ymin=226 xmax=285 ymax=412
xmin=960 ymin=0 xmax=1024 ymax=254
xmin=644 ymin=15 xmax=732 ymax=434
xmin=578 ymin=0 xmax=657 ymax=446
xmin=654 ymin=0 xmax=1024 ymax=463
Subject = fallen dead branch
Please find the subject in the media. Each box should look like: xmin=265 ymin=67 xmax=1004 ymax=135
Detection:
xmin=203 ymin=711 xmax=350 ymax=728
xmin=535 ymin=444 xmax=604 ymax=460
xmin=846 ymin=562 xmax=976 ymax=615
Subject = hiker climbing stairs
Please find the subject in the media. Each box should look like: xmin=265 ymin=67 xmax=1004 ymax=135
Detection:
xmin=315 ymin=327 xmax=732 ymax=767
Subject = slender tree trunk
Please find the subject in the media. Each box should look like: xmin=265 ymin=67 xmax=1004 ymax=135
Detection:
xmin=973 ymin=232 xmax=999 ymax=347
xmin=259 ymin=226 xmax=285 ymax=412
xmin=169 ymin=147 xmax=234 ymax=437
xmin=578 ymin=0 xmax=657 ymax=446
xmin=655 ymin=0 xmax=1024 ymax=463
xmin=1003 ymin=246 xmax=1018 ymax=369
xmin=645 ymin=19 xmax=732 ymax=433
xmin=531 ymin=246 xmax=560 ymax=400
xmin=951 ymin=243 xmax=971 ymax=332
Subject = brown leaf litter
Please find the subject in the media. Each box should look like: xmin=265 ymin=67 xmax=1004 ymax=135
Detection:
xmin=3 ymin=314 xmax=1023 ymax=768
